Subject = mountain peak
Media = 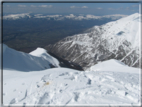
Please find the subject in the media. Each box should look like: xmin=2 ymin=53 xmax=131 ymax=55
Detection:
xmin=29 ymin=47 xmax=47 ymax=57
xmin=46 ymin=13 xmax=141 ymax=70
xmin=118 ymin=13 xmax=141 ymax=22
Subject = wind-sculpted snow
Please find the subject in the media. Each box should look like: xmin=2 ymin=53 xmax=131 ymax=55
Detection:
xmin=46 ymin=13 xmax=141 ymax=70
xmin=3 ymin=44 xmax=60 ymax=71
xmin=3 ymin=60 xmax=140 ymax=106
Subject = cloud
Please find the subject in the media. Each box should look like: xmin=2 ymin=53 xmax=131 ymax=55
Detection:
xmin=70 ymin=6 xmax=78 ymax=9
xmin=39 ymin=5 xmax=52 ymax=8
xmin=18 ymin=5 xmax=26 ymax=7
xmin=70 ymin=6 xmax=88 ymax=9
xmin=82 ymin=6 xmax=88 ymax=8
xmin=97 ymin=8 xmax=102 ymax=10
xmin=108 ymin=7 xmax=123 ymax=10
xmin=108 ymin=8 xmax=114 ymax=10
xmin=132 ymin=5 xmax=139 ymax=7
xmin=126 ymin=7 xmax=129 ymax=9
xmin=31 ymin=5 xmax=36 ymax=7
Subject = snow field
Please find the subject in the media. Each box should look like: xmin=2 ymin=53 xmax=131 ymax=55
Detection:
xmin=3 ymin=66 xmax=140 ymax=106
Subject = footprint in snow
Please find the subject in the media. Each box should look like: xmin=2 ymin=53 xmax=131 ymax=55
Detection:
xmin=87 ymin=79 xmax=91 ymax=85
xmin=3 ymin=93 xmax=6 ymax=96
xmin=59 ymin=72 xmax=69 ymax=76
xmin=9 ymin=98 xmax=17 ymax=104
xmin=41 ymin=75 xmax=51 ymax=82
xmin=60 ymin=89 xmax=63 ymax=93
xmin=74 ymin=72 xmax=78 ymax=74
xmin=38 ymin=93 xmax=50 ymax=104
xmin=73 ymin=92 xmax=80 ymax=102
xmin=65 ymin=76 xmax=75 ymax=80
xmin=22 ymin=83 xmax=25 ymax=85
xmin=13 ymin=89 xmax=16 ymax=92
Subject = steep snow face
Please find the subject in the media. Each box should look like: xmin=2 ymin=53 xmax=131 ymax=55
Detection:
xmin=3 ymin=44 xmax=60 ymax=71
xmin=46 ymin=13 xmax=141 ymax=70
xmin=99 ymin=13 xmax=141 ymax=49
xmin=29 ymin=47 xmax=60 ymax=68
xmin=3 ymin=60 xmax=140 ymax=106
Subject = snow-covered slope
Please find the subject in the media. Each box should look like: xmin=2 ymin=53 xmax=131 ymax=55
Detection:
xmin=29 ymin=47 xmax=60 ymax=67
xmin=3 ymin=44 xmax=60 ymax=71
xmin=87 ymin=59 xmax=140 ymax=73
xmin=3 ymin=59 xmax=140 ymax=106
xmin=99 ymin=13 xmax=140 ymax=48
xmin=46 ymin=13 xmax=141 ymax=70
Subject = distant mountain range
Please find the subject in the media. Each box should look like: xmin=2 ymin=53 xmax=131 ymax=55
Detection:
xmin=3 ymin=13 xmax=127 ymax=21
xmin=46 ymin=13 xmax=141 ymax=70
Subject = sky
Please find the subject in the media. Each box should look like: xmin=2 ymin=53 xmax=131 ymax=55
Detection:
xmin=2 ymin=2 xmax=141 ymax=16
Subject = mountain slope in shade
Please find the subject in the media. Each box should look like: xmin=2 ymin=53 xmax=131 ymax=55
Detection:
xmin=46 ymin=13 xmax=141 ymax=70
xmin=3 ymin=44 xmax=60 ymax=71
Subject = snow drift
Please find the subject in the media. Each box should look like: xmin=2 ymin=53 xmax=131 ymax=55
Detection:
xmin=3 ymin=44 xmax=60 ymax=71
xmin=3 ymin=61 xmax=140 ymax=106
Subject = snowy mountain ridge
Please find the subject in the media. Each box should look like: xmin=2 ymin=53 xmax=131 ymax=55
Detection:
xmin=87 ymin=59 xmax=140 ymax=73
xmin=3 ymin=44 xmax=60 ymax=71
xmin=46 ymin=13 xmax=141 ymax=70
xmin=3 ymin=13 xmax=31 ymax=20
xmin=100 ymin=13 xmax=141 ymax=48
xmin=3 ymin=13 xmax=127 ymax=20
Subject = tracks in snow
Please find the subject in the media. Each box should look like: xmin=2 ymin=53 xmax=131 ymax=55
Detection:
xmin=6 ymin=70 xmax=140 ymax=106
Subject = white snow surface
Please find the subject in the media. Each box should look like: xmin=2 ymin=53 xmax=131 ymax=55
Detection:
xmin=100 ymin=13 xmax=141 ymax=48
xmin=29 ymin=47 xmax=60 ymax=68
xmin=71 ymin=13 xmax=141 ymax=50
xmin=88 ymin=59 xmax=140 ymax=74
xmin=3 ymin=44 xmax=60 ymax=71
xmin=3 ymin=46 xmax=141 ymax=106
